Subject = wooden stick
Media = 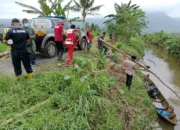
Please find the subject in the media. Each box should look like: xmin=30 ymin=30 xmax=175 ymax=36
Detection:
xmin=99 ymin=39 xmax=180 ymax=99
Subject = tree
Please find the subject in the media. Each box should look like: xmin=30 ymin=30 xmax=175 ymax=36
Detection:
xmin=104 ymin=1 xmax=147 ymax=42
xmin=72 ymin=0 xmax=103 ymax=32
xmin=15 ymin=0 xmax=73 ymax=17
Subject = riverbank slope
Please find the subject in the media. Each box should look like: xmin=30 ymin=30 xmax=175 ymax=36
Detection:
xmin=0 ymin=38 xmax=157 ymax=129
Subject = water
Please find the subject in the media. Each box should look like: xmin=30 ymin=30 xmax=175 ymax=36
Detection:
xmin=143 ymin=45 xmax=180 ymax=130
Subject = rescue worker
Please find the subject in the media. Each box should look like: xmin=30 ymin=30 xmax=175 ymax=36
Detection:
xmin=65 ymin=24 xmax=79 ymax=67
xmin=22 ymin=18 xmax=37 ymax=66
xmin=97 ymin=32 xmax=107 ymax=55
xmin=54 ymin=20 xmax=64 ymax=60
xmin=87 ymin=26 xmax=93 ymax=52
xmin=3 ymin=18 xmax=33 ymax=80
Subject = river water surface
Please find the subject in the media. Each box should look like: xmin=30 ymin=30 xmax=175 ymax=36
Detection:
xmin=143 ymin=45 xmax=180 ymax=130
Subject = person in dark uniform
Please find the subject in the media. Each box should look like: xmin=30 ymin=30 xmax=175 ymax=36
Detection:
xmin=3 ymin=18 xmax=33 ymax=80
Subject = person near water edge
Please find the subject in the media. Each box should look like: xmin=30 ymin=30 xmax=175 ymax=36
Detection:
xmin=22 ymin=18 xmax=37 ymax=66
xmin=123 ymin=56 xmax=136 ymax=90
xmin=97 ymin=32 xmax=107 ymax=55
xmin=65 ymin=24 xmax=79 ymax=67
xmin=3 ymin=18 xmax=33 ymax=80
xmin=87 ymin=26 xmax=93 ymax=52
xmin=54 ymin=20 xmax=64 ymax=60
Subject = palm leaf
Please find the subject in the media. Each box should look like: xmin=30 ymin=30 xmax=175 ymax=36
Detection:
xmin=73 ymin=0 xmax=81 ymax=8
xmin=104 ymin=14 xmax=116 ymax=18
xmin=80 ymin=0 xmax=86 ymax=7
xmin=63 ymin=0 xmax=73 ymax=11
xmin=15 ymin=1 xmax=43 ymax=15
xmin=87 ymin=5 xmax=103 ymax=12
xmin=86 ymin=0 xmax=94 ymax=9
xmin=127 ymin=0 xmax=131 ymax=8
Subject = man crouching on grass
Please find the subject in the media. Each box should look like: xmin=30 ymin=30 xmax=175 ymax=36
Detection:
xmin=123 ymin=56 xmax=136 ymax=90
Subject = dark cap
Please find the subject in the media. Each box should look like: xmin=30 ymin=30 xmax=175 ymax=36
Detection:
xmin=11 ymin=18 xmax=20 ymax=24
xmin=131 ymin=56 xmax=136 ymax=60
xmin=70 ymin=24 xmax=76 ymax=29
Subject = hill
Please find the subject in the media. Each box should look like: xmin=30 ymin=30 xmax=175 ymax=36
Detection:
xmin=1 ymin=12 xmax=180 ymax=33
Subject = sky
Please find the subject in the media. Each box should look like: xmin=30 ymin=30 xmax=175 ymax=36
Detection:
xmin=0 ymin=0 xmax=180 ymax=19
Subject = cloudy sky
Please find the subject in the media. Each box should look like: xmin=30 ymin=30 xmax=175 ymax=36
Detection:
xmin=0 ymin=0 xmax=180 ymax=19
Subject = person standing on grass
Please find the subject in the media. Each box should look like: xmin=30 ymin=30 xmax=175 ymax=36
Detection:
xmin=97 ymin=32 xmax=107 ymax=55
xmin=87 ymin=26 xmax=93 ymax=52
xmin=54 ymin=20 xmax=64 ymax=60
xmin=123 ymin=56 xmax=136 ymax=90
xmin=22 ymin=18 xmax=37 ymax=66
xmin=65 ymin=24 xmax=79 ymax=67
xmin=3 ymin=18 xmax=33 ymax=80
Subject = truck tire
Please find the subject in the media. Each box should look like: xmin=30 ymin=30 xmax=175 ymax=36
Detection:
xmin=44 ymin=41 xmax=57 ymax=58
xmin=78 ymin=38 xmax=86 ymax=50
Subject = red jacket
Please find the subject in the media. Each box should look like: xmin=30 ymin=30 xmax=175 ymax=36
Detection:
xmin=87 ymin=29 xmax=92 ymax=42
xmin=54 ymin=23 xmax=63 ymax=41
xmin=65 ymin=29 xmax=78 ymax=46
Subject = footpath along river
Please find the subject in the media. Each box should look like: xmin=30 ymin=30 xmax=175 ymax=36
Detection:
xmin=143 ymin=45 xmax=180 ymax=130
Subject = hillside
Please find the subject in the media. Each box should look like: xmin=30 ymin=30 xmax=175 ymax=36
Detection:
xmin=1 ymin=12 xmax=180 ymax=33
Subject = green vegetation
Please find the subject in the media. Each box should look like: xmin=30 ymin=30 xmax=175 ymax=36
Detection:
xmin=0 ymin=42 xmax=10 ymax=53
xmin=0 ymin=49 xmax=156 ymax=129
xmin=72 ymin=0 xmax=103 ymax=31
xmin=104 ymin=0 xmax=147 ymax=43
xmin=143 ymin=31 xmax=180 ymax=57
xmin=15 ymin=0 xmax=74 ymax=17
xmin=114 ymin=37 xmax=144 ymax=59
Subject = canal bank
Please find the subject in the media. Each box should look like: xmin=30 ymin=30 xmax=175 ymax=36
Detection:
xmin=143 ymin=44 xmax=180 ymax=130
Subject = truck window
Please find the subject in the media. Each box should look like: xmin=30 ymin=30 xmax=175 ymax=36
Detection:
xmin=30 ymin=19 xmax=52 ymax=29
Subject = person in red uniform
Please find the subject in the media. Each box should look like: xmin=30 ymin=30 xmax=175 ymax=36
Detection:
xmin=65 ymin=24 xmax=79 ymax=67
xmin=54 ymin=20 xmax=64 ymax=60
xmin=87 ymin=27 xmax=93 ymax=52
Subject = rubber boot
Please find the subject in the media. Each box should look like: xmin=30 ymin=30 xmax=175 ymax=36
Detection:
xmin=27 ymin=73 xmax=32 ymax=79
xmin=17 ymin=75 xmax=22 ymax=81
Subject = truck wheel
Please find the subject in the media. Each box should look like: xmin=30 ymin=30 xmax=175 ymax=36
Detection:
xmin=44 ymin=41 xmax=57 ymax=58
xmin=78 ymin=38 xmax=86 ymax=50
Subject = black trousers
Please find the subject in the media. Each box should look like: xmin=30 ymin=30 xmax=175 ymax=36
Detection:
xmin=11 ymin=51 xmax=33 ymax=76
xmin=126 ymin=74 xmax=133 ymax=90
xmin=56 ymin=41 xmax=64 ymax=58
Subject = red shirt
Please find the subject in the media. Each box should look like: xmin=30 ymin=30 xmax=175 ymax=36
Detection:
xmin=54 ymin=23 xmax=63 ymax=41
xmin=87 ymin=29 xmax=92 ymax=42
xmin=65 ymin=29 xmax=78 ymax=46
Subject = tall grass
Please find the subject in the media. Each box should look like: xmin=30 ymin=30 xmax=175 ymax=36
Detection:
xmin=143 ymin=31 xmax=180 ymax=57
xmin=0 ymin=51 xmax=156 ymax=129
xmin=116 ymin=37 xmax=145 ymax=58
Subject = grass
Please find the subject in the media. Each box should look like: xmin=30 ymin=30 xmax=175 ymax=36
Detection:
xmin=0 ymin=42 xmax=10 ymax=53
xmin=0 ymin=41 xmax=157 ymax=129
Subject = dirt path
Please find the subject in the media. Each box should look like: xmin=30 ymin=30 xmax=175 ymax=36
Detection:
xmin=0 ymin=53 xmax=67 ymax=75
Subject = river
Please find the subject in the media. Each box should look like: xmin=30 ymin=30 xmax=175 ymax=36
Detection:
xmin=143 ymin=45 xmax=180 ymax=130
